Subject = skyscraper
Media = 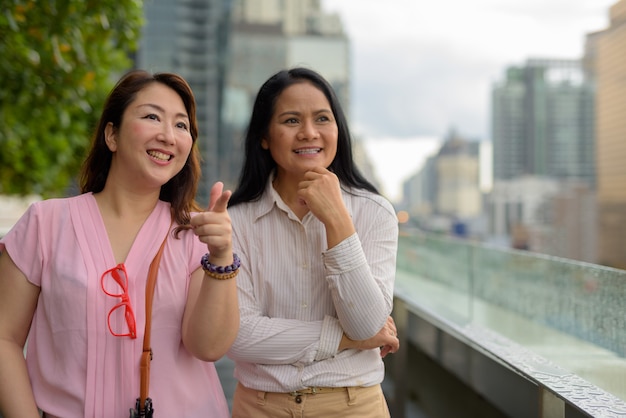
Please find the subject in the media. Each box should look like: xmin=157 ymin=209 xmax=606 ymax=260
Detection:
xmin=137 ymin=0 xmax=231 ymax=203
xmin=492 ymin=59 xmax=595 ymax=185
xmin=435 ymin=130 xmax=482 ymax=219
xmin=588 ymin=0 xmax=626 ymax=268
xmin=137 ymin=0 xmax=377 ymax=200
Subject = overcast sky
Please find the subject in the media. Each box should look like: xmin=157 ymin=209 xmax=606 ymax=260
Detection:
xmin=322 ymin=0 xmax=614 ymax=140
xmin=321 ymin=0 xmax=615 ymax=202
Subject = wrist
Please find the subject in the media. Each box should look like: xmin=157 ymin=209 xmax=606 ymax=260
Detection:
xmin=201 ymin=253 xmax=241 ymax=280
xmin=339 ymin=334 xmax=359 ymax=351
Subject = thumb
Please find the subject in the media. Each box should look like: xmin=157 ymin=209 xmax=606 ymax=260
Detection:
xmin=208 ymin=182 xmax=224 ymax=211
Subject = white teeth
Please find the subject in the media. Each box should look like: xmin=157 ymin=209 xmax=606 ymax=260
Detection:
xmin=295 ymin=148 xmax=321 ymax=154
xmin=148 ymin=150 xmax=170 ymax=161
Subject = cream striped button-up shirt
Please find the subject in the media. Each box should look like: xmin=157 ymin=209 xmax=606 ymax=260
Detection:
xmin=227 ymin=179 xmax=398 ymax=392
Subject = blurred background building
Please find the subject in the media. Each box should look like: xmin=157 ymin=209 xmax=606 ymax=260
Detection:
xmin=587 ymin=0 xmax=626 ymax=269
xmin=136 ymin=0 xmax=379 ymax=203
xmin=487 ymin=57 xmax=597 ymax=260
xmin=491 ymin=58 xmax=595 ymax=185
xmin=400 ymin=129 xmax=483 ymax=236
xmin=396 ymin=0 xmax=626 ymax=267
xmin=435 ymin=130 xmax=482 ymax=221
xmin=137 ymin=0 xmax=231 ymax=203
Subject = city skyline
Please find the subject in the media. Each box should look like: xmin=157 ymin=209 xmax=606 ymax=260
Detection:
xmin=323 ymin=0 xmax=614 ymax=140
xmin=322 ymin=0 xmax=615 ymax=201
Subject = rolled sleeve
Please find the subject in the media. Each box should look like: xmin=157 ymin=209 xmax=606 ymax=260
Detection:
xmin=315 ymin=315 xmax=344 ymax=361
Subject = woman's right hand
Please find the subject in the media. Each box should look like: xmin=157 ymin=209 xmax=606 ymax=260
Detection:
xmin=339 ymin=316 xmax=399 ymax=358
xmin=190 ymin=181 xmax=233 ymax=262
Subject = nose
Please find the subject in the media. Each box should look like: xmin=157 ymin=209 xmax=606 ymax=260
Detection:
xmin=298 ymin=120 xmax=318 ymax=140
xmin=157 ymin=123 xmax=176 ymax=145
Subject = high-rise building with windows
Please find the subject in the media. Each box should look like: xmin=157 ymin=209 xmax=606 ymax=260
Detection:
xmin=137 ymin=0 xmax=377 ymax=199
xmin=137 ymin=0 xmax=231 ymax=203
xmin=435 ymin=130 xmax=482 ymax=219
xmin=491 ymin=59 xmax=595 ymax=185
xmin=489 ymin=58 xmax=597 ymax=260
xmin=587 ymin=0 xmax=626 ymax=268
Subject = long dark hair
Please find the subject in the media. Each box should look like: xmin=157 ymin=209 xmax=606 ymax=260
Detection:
xmin=80 ymin=70 xmax=202 ymax=230
xmin=229 ymin=67 xmax=378 ymax=207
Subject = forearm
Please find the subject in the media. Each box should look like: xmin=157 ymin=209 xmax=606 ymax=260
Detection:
xmin=0 ymin=340 xmax=39 ymax=418
xmin=324 ymin=235 xmax=395 ymax=339
xmin=337 ymin=317 xmax=400 ymax=358
xmin=323 ymin=208 xmax=355 ymax=249
xmin=183 ymin=269 xmax=239 ymax=362
xmin=332 ymin=268 xmax=390 ymax=339
xmin=228 ymin=317 xmax=326 ymax=365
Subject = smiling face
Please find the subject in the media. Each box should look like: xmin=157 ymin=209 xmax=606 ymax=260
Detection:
xmin=262 ymin=81 xmax=338 ymax=184
xmin=104 ymin=82 xmax=193 ymax=191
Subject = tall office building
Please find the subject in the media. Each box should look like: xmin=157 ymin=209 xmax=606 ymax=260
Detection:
xmin=221 ymin=0 xmax=352 ymax=189
xmin=401 ymin=155 xmax=438 ymax=220
xmin=491 ymin=59 xmax=595 ymax=185
xmin=137 ymin=0 xmax=377 ymax=200
xmin=435 ymin=130 xmax=482 ymax=219
xmin=137 ymin=0 xmax=231 ymax=203
xmin=587 ymin=0 xmax=626 ymax=268
xmin=400 ymin=131 xmax=484 ymax=236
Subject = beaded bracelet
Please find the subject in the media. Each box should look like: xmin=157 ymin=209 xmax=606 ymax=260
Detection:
xmin=204 ymin=269 xmax=239 ymax=280
xmin=201 ymin=253 xmax=241 ymax=280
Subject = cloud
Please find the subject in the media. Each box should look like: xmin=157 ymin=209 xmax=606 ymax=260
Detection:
xmin=349 ymin=38 xmax=501 ymax=140
xmin=323 ymin=0 xmax=614 ymax=141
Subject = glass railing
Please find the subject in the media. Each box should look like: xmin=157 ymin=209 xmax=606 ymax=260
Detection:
xmin=396 ymin=228 xmax=626 ymax=403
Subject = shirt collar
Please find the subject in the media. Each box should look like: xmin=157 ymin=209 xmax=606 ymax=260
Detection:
xmin=251 ymin=171 xmax=283 ymax=221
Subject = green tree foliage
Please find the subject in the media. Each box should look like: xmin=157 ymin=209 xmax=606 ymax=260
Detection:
xmin=0 ymin=0 xmax=144 ymax=197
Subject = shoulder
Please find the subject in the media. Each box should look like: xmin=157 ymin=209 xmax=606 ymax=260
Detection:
xmin=227 ymin=201 xmax=252 ymax=217
xmin=0 ymin=195 xmax=83 ymax=254
xmin=228 ymin=195 xmax=271 ymax=223
xmin=23 ymin=194 xmax=88 ymax=220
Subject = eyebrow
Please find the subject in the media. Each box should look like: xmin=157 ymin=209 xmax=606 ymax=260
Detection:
xmin=277 ymin=109 xmax=332 ymax=118
xmin=137 ymin=103 xmax=189 ymax=120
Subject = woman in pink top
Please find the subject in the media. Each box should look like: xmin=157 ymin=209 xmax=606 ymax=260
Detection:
xmin=0 ymin=70 xmax=239 ymax=417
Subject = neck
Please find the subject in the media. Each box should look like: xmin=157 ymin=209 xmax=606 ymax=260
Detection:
xmin=95 ymin=182 xmax=160 ymax=222
xmin=272 ymin=174 xmax=299 ymax=203
xmin=272 ymin=174 xmax=309 ymax=218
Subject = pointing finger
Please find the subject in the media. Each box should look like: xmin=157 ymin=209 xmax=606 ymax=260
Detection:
xmin=208 ymin=182 xmax=224 ymax=211
xmin=211 ymin=190 xmax=232 ymax=213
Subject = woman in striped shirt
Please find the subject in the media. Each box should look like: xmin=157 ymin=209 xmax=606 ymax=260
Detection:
xmin=226 ymin=67 xmax=400 ymax=418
